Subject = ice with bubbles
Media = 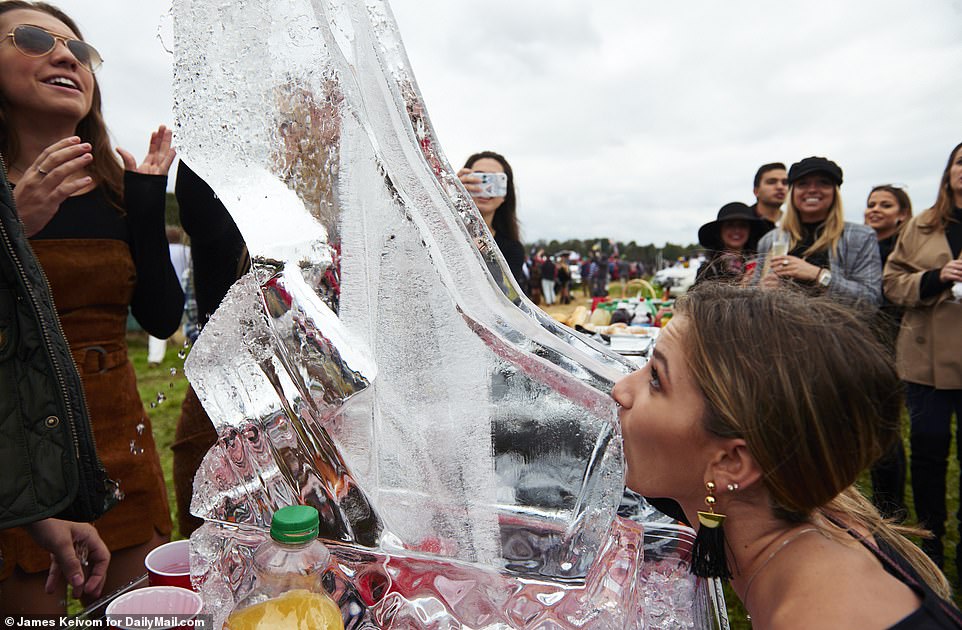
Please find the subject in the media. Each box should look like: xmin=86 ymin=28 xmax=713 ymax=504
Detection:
xmin=173 ymin=0 xmax=725 ymax=626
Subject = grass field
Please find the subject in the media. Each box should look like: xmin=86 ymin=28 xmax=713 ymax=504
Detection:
xmin=126 ymin=289 xmax=961 ymax=627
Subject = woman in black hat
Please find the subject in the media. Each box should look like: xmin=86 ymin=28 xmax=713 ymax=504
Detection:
xmin=755 ymin=156 xmax=882 ymax=307
xmin=694 ymin=202 xmax=770 ymax=285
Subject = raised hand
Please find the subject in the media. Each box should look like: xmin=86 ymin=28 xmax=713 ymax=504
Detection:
xmin=13 ymin=136 xmax=93 ymax=236
xmin=116 ymin=124 xmax=176 ymax=176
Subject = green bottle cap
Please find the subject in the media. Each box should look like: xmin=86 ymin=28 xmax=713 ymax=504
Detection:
xmin=270 ymin=505 xmax=320 ymax=544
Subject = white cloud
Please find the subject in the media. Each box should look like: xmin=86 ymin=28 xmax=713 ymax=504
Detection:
xmin=394 ymin=0 xmax=962 ymax=245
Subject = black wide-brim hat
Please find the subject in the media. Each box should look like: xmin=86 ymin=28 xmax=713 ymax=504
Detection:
xmin=698 ymin=202 xmax=769 ymax=250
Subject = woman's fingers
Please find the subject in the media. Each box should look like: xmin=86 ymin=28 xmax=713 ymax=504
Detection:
xmin=34 ymin=139 xmax=91 ymax=177
xmin=457 ymin=169 xmax=482 ymax=194
xmin=941 ymin=260 xmax=962 ymax=283
xmin=771 ymin=255 xmax=791 ymax=276
xmin=33 ymin=136 xmax=82 ymax=169
xmin=115 ymin=147 xmax=138 ymax=170
xmin=122 ymin=125 xmax=176 ymax=175
xmin=16 ymin=141 xmax=93 ymax=236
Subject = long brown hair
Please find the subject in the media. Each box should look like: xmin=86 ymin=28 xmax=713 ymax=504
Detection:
xmin=781 ymin=183 xmax=846 ymax=257
xmin=675 ymin=283 xmax=950 ymax=598
xmin=0 ymin=1 xmax=123 ymax=202
xmin=463 ymin=151 xmax=521 ymax=243
xmin=920 ymin=141 xmax=962 ymax=232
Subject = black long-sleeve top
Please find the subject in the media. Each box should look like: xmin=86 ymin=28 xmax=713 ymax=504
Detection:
xmin=919 ymin=207 xmax=962 ymax=300
xmin=29 ymin=171 xmax=185 ymax=337
xmin=175 ymin=162 xmax=248 ymax=327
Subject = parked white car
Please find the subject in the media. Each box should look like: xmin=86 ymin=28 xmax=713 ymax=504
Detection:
xmin=652 ymin=264 xmax=698 ymax=294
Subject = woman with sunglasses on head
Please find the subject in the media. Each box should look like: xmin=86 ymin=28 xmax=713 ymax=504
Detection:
xmin=755 ymin=156 xmax=882 ymax=307
xmin=884 ymin=142 xmax=962 ymax=579
xmin=864 ymin=184 xmax=913 ymax=522
xmin=0 ymin=1 xmax=182 ymax=613
xmin=613 ymin=283 xmax=961 ymax=629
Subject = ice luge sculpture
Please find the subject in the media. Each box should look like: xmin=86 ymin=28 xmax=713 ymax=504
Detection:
xmin=173 ymin=0 xmax=725 ymax=626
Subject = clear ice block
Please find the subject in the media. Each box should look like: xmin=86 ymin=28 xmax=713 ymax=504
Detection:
xmin=172 ymin=0 xmax=726 ymax=626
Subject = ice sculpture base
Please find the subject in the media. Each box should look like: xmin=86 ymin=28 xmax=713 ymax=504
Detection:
xmin=191 ymin=516 xmax=722 ymax=629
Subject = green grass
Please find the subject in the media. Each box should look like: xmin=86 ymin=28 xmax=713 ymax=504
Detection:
xmin=127 ymin=332 xmax=191 ymax=542
xmin=123 ymin=332 xmax=961 ymax=626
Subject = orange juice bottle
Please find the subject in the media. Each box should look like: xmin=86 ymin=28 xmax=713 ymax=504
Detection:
xmin=225 ymin=505 xmax=343 ymax=630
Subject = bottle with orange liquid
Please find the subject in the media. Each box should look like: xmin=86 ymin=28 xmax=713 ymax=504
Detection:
xmin=225 ymin=505 xmax=343 ymax=630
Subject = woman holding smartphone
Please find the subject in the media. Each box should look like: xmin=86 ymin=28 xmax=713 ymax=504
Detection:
xmin=883 ymin=141 xmax=962 ymax=575
xmin=0 ymin=1 xmax=182 ymax=612
xmin=755 ymin=157 xmax=881 ymax=307
xmin=457 ymin=151 xmax=526 ymax=292
xmin=614 ymin=283 xmax=960 ymax=628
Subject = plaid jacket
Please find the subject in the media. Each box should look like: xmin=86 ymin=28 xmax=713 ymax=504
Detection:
xmin=756 ymin=222 xmax=882 ymax=307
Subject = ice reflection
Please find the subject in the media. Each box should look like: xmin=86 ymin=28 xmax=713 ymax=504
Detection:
xmin=188 ymin=275 xmax=380 ymax=545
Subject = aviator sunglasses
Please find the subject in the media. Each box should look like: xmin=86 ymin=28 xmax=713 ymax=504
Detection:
xmin=2 ymin=24 xmax=102 ymax=72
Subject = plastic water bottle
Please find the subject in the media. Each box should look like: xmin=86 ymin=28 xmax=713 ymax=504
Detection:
xmin=225 ymin=505 xmax=343 ymax=630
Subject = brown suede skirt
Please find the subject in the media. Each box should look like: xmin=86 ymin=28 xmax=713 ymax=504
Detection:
xmin=0 ymin=240 xmax=172 ymax=579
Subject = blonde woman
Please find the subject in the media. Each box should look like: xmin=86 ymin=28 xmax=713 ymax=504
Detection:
xmin=756 ymin=156 xmax=881 ymax=307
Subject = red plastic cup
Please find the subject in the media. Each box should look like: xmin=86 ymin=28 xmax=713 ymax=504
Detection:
xmin=145 ymin=540 xmax=193 ymax=590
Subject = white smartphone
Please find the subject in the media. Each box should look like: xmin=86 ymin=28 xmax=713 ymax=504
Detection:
xmin=469 ymin=172 xmax=508 ymax=198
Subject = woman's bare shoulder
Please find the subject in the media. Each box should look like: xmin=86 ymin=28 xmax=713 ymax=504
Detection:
xmin=764 ymin=539 xmax=921 ymax=630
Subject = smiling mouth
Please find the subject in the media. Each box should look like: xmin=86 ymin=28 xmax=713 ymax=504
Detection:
xmin=43 ymin=77 xmax=81 ymax=91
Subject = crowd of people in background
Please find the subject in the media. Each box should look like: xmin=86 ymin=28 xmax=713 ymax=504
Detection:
xmin=687 ymin=150 xmax=962 ymax=585
xmin=467 ymin=144 xmax=962 ymax=623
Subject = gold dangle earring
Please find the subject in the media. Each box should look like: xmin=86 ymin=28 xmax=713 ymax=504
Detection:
xmin=690 ymin=481 xmax=732 ymax=579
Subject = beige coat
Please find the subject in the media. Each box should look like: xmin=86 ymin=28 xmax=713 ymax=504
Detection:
xmin=882 ymin=208 xmax=962 ymax=389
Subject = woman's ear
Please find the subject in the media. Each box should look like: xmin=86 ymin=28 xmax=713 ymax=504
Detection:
xmin=704 ymin=438 xmax=763 ymax=493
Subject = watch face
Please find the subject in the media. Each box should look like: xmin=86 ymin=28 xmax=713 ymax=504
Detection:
xmin=819 ymin=271 xmax=832 ymax=287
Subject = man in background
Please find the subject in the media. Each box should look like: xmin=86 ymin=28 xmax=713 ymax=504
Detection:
xmin=751 ymin=162 xmax=788 ymax=231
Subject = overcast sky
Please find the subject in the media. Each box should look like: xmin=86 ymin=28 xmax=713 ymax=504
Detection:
xmin=48 ymin=0 xmax=962 ymax=247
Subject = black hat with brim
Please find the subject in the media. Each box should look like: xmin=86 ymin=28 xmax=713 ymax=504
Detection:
xmin=698 ymin=202 xmax=769 ymax=250
xmin=787 ymin=156 xmax=843 ymax=186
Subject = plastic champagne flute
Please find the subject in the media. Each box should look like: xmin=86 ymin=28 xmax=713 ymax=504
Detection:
xmin=770 ymin=231 xmax=789 ymax=257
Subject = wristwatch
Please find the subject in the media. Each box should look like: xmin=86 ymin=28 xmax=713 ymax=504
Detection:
xmin=817 ymin=269 xmax=832 ymax=288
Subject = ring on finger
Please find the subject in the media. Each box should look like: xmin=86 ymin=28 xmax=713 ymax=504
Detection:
xmin=37 ymin=167 xmax=49 ymax=176
xmin=782 ymin=260 xmax=789 ymax=267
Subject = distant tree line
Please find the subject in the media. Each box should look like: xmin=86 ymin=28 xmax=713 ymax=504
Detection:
xmin=525 ymin=238 xmax=701 ymax=271
xmin=166 ymin=194 xmax=699 ymax=272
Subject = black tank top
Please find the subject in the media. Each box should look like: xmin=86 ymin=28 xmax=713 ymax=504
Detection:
xmin=848 ymin=528 xmax=962 ymax=629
